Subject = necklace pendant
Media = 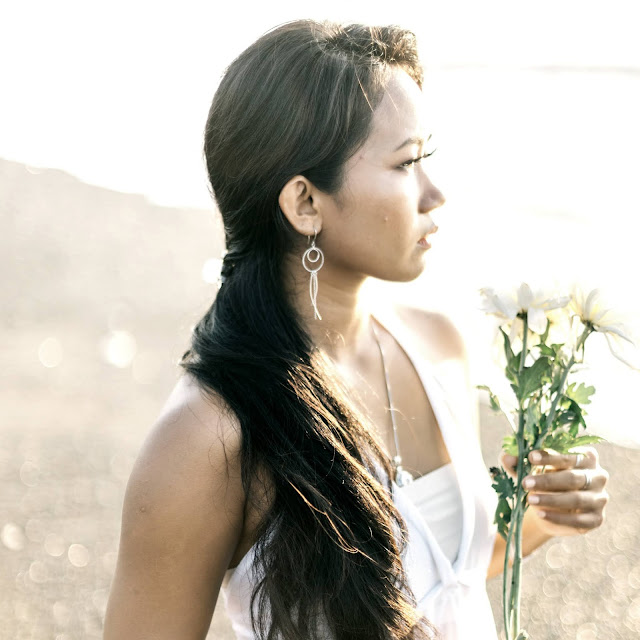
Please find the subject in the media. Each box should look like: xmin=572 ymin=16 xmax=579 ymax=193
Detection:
xmin=394 ymin=463 xmax=414 ymax=488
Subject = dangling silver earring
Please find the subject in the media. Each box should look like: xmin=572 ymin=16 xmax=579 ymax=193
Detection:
xmin=302 ymin=226 xmax=324 ymax=320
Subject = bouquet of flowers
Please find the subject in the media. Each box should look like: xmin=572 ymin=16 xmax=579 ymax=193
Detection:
xmin=478 ymin=283 xmax=639 ymax=640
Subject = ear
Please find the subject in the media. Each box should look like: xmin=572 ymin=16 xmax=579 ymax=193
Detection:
xmin=278 ymin=175 xmax=322 ymax=236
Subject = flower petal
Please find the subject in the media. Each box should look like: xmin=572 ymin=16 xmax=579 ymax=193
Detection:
xmin=528 ymin=307 xmax=548 ymax=334
xmin=540 ymin=295 xmax=571 ymax=310
xmin=517 ymin=283 xmax=534 ymax=310
xmin=509 ymin=317 xmax=522 ymax=345
xmin=597 ymin=322 xmax=635 ymax=344
xmin=604 ymin=332 xmax=640 ymax=371
xmin=583 ymin=288 xmax=602 ymax=321
xmin=480 ymin=288 xmax=519 ymax=320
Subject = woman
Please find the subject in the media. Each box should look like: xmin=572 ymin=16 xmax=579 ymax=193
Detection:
xmin=103 ymin=20 xmax=609 ymax=640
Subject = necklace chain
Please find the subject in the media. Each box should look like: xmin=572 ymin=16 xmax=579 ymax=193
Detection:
xmin=371 ymin=318 xmax=414 ymax=487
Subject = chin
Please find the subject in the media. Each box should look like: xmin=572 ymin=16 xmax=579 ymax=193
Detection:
xmin=374 ymin=263 xmax=426 ymax=284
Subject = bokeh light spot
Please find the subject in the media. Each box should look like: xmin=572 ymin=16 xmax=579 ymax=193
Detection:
xmin=576 ymin=622 xmax=598 ymax=640
xmin=1 ymin=522 xmax=25 ymax=550
xmin=628 ymin=597 xmax=640 ymax=620
xmin=38 ymin=337 xmax=63 ymax=368
xmin=68 ymin=543 xmax=90 ymax=567
xmin=100 ymin=330 xmax=137 ymax=368
xmin=53 ymin=601 xmax=72 ymax=627
xmin=19 ymin=460 xmax=40 ymax=486
xmin=101 ymin=551 xmax=118 ymax=575
xmin=545 ymin=542 xmax=568 ymax=569
xmin=91 ymin=588 xmax=109 ymax=616
xmin=25 ymin=518 xmax=46 ymax=543
xmin=28 ymin=560 xmax=49 ymax=583
xmin=607 ymin=554 xmax=629 ymax=582
xmin=44 ymin=533 xmax=66 ymax=557
xmin=628 ymin=566 xmax=640 ymax=590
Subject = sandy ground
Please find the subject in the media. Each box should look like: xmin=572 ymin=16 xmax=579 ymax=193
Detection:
xmin=2 ymin=158 xmax=640 ymax=639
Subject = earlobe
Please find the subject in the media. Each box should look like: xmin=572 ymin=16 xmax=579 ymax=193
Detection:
xmin=278 ymin=175 xmax=321 ymax=236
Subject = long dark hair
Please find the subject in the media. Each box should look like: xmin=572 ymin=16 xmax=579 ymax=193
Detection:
xmin=180 ymin=20 xmax=436 ymax=640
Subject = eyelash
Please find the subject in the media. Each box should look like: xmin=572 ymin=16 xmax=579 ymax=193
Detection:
xmin=400 ymin=148 xmax=437 ymax=168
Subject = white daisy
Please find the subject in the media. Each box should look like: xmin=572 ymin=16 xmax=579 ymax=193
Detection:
xmin=569 ymin=286 xmax=639 ymax=371
xmin=479 ymin=283 xmax=571 ymax=345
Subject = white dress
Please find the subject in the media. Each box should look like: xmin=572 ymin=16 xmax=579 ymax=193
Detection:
xmin=221 ymin=305 xmax=499 ymax=639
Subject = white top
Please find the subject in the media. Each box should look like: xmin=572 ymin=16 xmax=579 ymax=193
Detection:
xmin=220 ymin=305 xmax=499 ymax=639
xmin=409 ymin=462 xmax=463 ymax=565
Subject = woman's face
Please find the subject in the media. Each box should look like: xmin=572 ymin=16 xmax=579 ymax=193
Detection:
xmin=319 ymin=67 xmax=445 ymax=283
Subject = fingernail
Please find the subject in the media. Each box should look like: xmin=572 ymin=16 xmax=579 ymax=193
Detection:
xmin=530 ymin=451 xmax=542 ymax=463
xmin=523 ymin=478 xmax=535 ymax=489
xmin=528 ymin=494 xmax=540 ymax=504
xmin=536 ymin=510 xmax=546 ymax=519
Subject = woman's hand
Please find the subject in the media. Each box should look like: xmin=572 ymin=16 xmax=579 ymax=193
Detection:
xmin=500 ymin=447 xmax=609 ymax=537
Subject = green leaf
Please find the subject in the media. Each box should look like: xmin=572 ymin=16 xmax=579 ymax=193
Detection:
xmin=500 ymin=326 xmax=515 ymax=362
xmin=569 ymin=435 xmax=606 ymax=448
xmin=565 ymin=382 xmax=596 ymax=406
xmin=476 ymin=385 xmax=502 ymax=412
xmin=524 ymin=402 xmax=541 ymax=444
xmin=538 ymin=344 xmax=556 ymax=358
xmin=539 ymin=318 xmax=551 ymax=344
xmin=506 ymin=353 xmax=520 ymax=385
xmin=541 ymin=430 xmax=603 ymax=454
xmin=516 ymin=357 xmax=551 ymax=402
xmin=494 ymin=497 xmax=512 ymax=540
xmin=502 ymin=434 xmax=519 ymax=456
xmin=491 ymin=466 xmax=516 ymax=500
xmin=541 ymin=430 xmax=574 ymax=453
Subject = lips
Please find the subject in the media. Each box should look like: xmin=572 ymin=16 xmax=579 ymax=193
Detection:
xmin=418 ymin=225 xmax=438 ymax=244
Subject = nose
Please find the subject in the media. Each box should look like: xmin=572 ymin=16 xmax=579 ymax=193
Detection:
xmin=419 ymin=172 xmax=446 ymax=214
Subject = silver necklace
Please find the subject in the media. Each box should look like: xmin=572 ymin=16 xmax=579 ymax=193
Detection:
xmin=371 ymin=319 xmax=414 ymax=488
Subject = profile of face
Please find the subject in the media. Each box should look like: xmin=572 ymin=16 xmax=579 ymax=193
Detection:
xmin=316 ymin=67 xmax=446 ymax=284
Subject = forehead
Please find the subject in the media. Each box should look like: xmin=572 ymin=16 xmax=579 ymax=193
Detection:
xmin=364 ymin=68 xmax=428 ymax=154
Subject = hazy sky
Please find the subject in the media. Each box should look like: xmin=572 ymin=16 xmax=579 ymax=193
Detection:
xmin=1 ymin=0 xmax=638 ymax=209
xmin=3 ymin=1 xmax=639 ymax=445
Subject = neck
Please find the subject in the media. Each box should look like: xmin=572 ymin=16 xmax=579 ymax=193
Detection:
xmin=283 ymin=253 xmax=376 ymax=366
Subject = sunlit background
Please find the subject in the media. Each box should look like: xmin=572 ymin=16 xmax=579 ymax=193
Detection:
xmin=2 ymin=1 xmax=640 ymax=638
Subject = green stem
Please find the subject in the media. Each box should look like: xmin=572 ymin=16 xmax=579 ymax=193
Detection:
xmin=544 ymin=326 xmax=591 ymax=432
xmin=503 ymin=507 xmax=516 ymax=638
xmin=511 ymin=494 xmax=526 ymax=636
xmin=508 ymin=408 xmax=527 ymax=638
xmin=505 ymin=314 xmax=530 ymax=639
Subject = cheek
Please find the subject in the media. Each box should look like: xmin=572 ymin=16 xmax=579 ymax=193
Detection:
xmin=326 ymin=170 xmax=417 ymax=259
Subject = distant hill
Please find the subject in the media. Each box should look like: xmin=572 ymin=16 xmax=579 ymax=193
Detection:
xmin=1 ymin=157 xmax=225 ymax=404
xmin=1 ymin=157 xmax=224 ymax=327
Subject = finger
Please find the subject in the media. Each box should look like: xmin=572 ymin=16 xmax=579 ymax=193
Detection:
xmin=528 ymin=448 xmax=597 ymax=470
xmin=502 ymin=454 xmax=517 ymax=469
xmin=500 ymin=452 xmax=518 ymax=476
xmin=522 ymin=468 xmax=608 ymax=493
xmin=527 ymin=490 xmax=609 ymax=512
xmin=534 ymin=508 xmax=604 ymax=532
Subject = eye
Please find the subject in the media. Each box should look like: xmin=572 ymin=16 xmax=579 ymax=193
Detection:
xmin=399 ymin=148 xmax=437 ymax=169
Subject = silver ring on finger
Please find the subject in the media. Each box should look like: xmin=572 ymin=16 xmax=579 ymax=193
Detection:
xmin=580 ymin=469 xmax=593 ymax=491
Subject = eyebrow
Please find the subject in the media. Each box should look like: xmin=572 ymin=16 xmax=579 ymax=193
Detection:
xmin=393 ymin=133 xmax=432 ymax=152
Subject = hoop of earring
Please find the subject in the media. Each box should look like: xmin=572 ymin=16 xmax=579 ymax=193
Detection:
xmin=302 ymin=226 xmax=324 ymax=320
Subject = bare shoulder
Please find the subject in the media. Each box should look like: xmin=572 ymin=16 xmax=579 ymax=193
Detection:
xmin=128 ymin=372 xmax=244 ymax=524
xmin=103 ymin=373 xmax=245 ymax=639
xmin=393 ymin=304 xmax=481 ymax=439
xmin=393 ymin=304 xmax=467 ymax=363
xmin=140 ymin=372 xmax=243 ymax=481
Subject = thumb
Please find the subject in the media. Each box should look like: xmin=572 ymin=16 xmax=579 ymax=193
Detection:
xmin=499 ymin=451 xmax=518 ymax=480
